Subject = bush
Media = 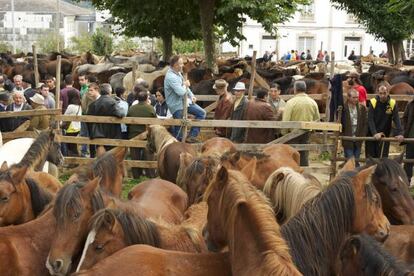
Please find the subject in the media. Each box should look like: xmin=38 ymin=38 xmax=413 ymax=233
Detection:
xmin=91 ymin=28 xmax=113 ymax=56
xmin=114 ymin=37 xmax=139 ymax=53
xmin=37 ymin=33 xmax=65 ymax=53
xmin=156 ymin=37 xmax=204 ymax=54
xmin=70 ymin=32 xmax=93 ymax=54
xmin=0 ymin=42 xmax=12 ymax=53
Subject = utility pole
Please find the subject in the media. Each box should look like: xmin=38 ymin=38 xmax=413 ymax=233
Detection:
xmin=11 ymin=0 xmax=16 ymax=54
xmin=56 ymin=0 xmax=60 ymax=52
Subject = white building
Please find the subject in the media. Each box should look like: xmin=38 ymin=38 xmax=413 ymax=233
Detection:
xmin=223 ymin=0 xmax=387 ymax=60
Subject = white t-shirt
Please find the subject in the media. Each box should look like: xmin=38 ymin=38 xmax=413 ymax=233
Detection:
xmin=64 ymin=104 xmax=82 ymax=132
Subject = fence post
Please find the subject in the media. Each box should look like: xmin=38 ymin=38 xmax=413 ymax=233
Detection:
xmin=132 ymin=61 xmax=138 ymax=85
xmin=248 ymin=50 xmax=257 ymax=100
xmin=54 ymin=55 xmax=62 ymax=129
xmin=329 ymin=51 xmax=335 ymax=78
xmin=330 ymin=105 xmax=342 ymax=180
xmin=32 ymin=44 xmax=40 ymax=88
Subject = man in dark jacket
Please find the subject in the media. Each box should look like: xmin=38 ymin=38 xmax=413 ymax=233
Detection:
xmin=341 ymin=89 xmax=367 ymax=166
xmin=87 ymin=83 xmax=124 ymax=157
xmin=0 ymin=92 xmax=10 ymax=132
xmin=227 ymin=82 xmax=248 ymax=143
xmin=213 ymin=79 xmax=233 ymax=137
xmin=4 ymin=91 xmax=32 ymax=131
xmin=245 ymin=88 xmax=275 ymax=143
xmin=366 ymin=85 xmax=404 ymax=158
xmin=127 ymin=91 xmax=157 ymax=178
xmin=402 ymin=98 xmax=414 ymax=183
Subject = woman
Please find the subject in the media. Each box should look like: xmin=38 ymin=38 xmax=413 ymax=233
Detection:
xmin=154 ymin=87 xmax=172 ymax=118
xmin=114 ymin=87 xmax=128 ymax=139
xmin=62 ymin=89 xmax=82 ymax=156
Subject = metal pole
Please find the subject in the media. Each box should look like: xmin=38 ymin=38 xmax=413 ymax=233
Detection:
xmin=56 ymin=0 xmax=60 ymax=52
xmin=11 ymin=0 xmax=16 ymax=54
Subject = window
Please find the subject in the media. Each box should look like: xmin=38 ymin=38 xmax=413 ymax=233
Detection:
xmin=300 ymin=0 xmax=315 ymax=21
xmin=406 ymin=39 xmax=414 ymax=57
xmin=297 ymin=36 xmax=315 ymax=55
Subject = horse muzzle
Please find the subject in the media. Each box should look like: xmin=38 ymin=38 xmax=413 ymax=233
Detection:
xmin=46 ymin=255 xmax=72 ymax=276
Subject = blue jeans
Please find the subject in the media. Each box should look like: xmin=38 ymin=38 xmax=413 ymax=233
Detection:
xmin=344 ymin=142 xmax=361 ymax=167
xmin=80 ymin=122 xmax=89 ymax=156
xmin=172 ymin=104 xmax=206 ymax=140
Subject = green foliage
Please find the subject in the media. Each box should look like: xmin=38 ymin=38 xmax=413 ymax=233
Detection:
xmin=156 ymin=37 xmax=204 ymax=54
xmin=0 ymin=42 xmax=12 ymax=53
xmin=69 ymin=32 xmax=93 ymax=54
xmin=37 ymin=33 xmax=65 ymax=53
xmin=91 ymin=28 xmax=113 ymax=56
xmin=331 ymin=0 xmax=414 ymax=42
xmin=319 ymin=151 xmax=331 ymax=161
xmin=388 ymin=0 xmax=414 ymax=24
xmin=114 ymin=37 xmax=139 ymax=52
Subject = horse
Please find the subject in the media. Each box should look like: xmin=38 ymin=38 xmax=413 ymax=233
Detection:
xmin=262 ymin=144 xmax=301 ymax=167
xmin=0 ymin=164 xmax=53 ymax=226
xmin=77 ymin=202 xmax=207 ymax=270
xmin=203 ymin=167 xmax=302 ymax=275
xmin=384 ymin=225 xmax=414 ymax=265
xmin=47 ymin=178 xmax=187 ymax=275
xmin=263 ymin=167 xmax=324 ymax=224
xmin=66 ymin=147 xmax=127 ymax=198
xmin=73 ymin=245 xmax=231 ymax=276
xmin=280 ymin=161 xmax=390 ymax=276
xmin=177 ymin=155 xmax=220 ymax=205
xmin=366 ymin=156 xmax=414 ymax=225
xmin=147 ymin=125 xmax=197 ymax=183
xmin=200 ymin=137 xmax=236 ymax=158
xmin=337 ymin=234 xmax=413 ymax=276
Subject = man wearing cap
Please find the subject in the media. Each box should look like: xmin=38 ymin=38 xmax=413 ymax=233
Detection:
xmin=227 ymin=82 xmax=248 ymax=143
xmin=213 ymin=79 xmax=233 ymax=137
xmin=0 ymin=92 xmax=10 ymax=131
xmin=164 ymin=55 xmax=206 ymax=143
xmin=28 ymin=93 xmax=49 ymax=130
xmin=4 ymin=90 xmax=32 ymax=131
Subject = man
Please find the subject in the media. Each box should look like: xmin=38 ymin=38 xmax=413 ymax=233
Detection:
xmin=341 ymin=89 xmax=367 ymax=166
xmin=347 ymin=72 xmax=367 ymax=106
xmin=45 ymin=75 xmax=56 ymax=96
xmin=283 ymin=81 xmax=320 ymax=166
xmin=213 ymin=79 xmax=233 ymax=137
xmin=78 ymin=72 xmax=89 ymax=99
xmin=28 ymin=93 xmax=49 ymax=130
xmin=87 ymin=83 xmax=125 ymax=157
xmin=245 ymin=89 xmax=274 ymax=143
xmin=306 ymin=49 xmax=313 ymax=60
xmin=4 ymin=90 xmax=32 ymax=131
xmin=40 ymin=84 xmax=55 ymax=109
xmin=13 ymin=75 xmax=25 ymax=91
xmin=402 ymin=97 xmax=414 ymax=183
xmin=60 ymin=74 xmax=80 ymax=113
xmin=324 ymin=51 xmax=330 ymax=63
xmin=164 ymin=55 xmax=206 ymax=143
xmin=227 ymin=82 xmax=249 ymax=143
xmin=366 ymin=85 xmax=404 ymax=158
xmin=0 ymin=92 xmax=10 ymax=131
xmin=348 ymin=50 xmax=357 ymax=61
xmin=268 ymin=83 xmax=286 ymax=120
xmin=127 ymin=91 xmax=157 ymax=178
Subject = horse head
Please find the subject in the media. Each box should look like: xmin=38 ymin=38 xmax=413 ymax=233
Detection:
xmin=47 ymin=130 xmax=64 ymax=167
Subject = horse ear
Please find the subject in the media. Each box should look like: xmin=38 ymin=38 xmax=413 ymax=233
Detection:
xmin=10 ymin=166 xmax=29 ymax=185
xmin=354 ymin=165 xmax=376 ymax=191
xmin=96 ymin=146 xmax=106 ymax=158
xmin=394 ymin=152 xmax=404 ymax=164
xmin=342 ymin=237 xmax=360 ymax=258
xmin=103 ymin=209 xmax=118 ymax=233
xmin=216 ymin=166 xmax=229 ymax=187
xmin=0 ymin=161 xmax=8 ymax=172
xmin=111 ymin=147 xmax=127 ymax=161
xmin=231 ymin=151 xmax=241 ymax=163
xmin=340 ymin=158 xmax=355 ymax=173
xmin=81 ymin=177 xmax=100 ymax=194
xmin=241 ymin=157 xmax=256 ymax=182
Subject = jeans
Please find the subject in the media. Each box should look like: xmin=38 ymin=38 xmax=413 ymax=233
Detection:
xmin=80 ymin=122 xmax=89 ymax=156
xmin=344 ymin=142 xmax=361 ymax=167
xmin=404 ymin=143 xmax=414 ymax=183
xmin=172 ymin=104 xmax=206 ymax=140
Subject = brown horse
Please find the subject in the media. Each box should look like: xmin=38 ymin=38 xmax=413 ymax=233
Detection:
xmin=280 ymin=163 xmax=390 ymax=275
xmin=0 ymin=165 xmax=53 ymax=226
xmin=200 ymin=137 xmax=236 ymax=158
xmin=74 ymin=245 xmax=231 ymax=276
xmin=263 ymin=144 xmax=301 ymax=167
xmin=147 ymin=125 xmax=197 ymax=183
xmin=47 ymin=178 xmax=187 ymax=275
xmin=263 ymin=167 xmax=324 ymax=224
xmin=204 ymin=167 xmax=302 ymax=275
xmin=384 ymin=225 xmax=414 ymax=265
xmin=337 ymin=234 xmax=413 ymax=276
xmin=78 ymin=202 xmax=207 ymax=270
xmin=66 ymin=147 xmax=126 ymax=197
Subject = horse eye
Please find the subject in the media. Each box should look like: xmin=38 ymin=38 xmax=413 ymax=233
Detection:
xmin=73 ymin=213 xmax=80 ymax=220
xmin=0 ymin=196 xmax=10 ymax=203
xmin=390 ymin=187 xmax=398 ymax=192
xmin=95 ymin=244 xmax=104 ymax=252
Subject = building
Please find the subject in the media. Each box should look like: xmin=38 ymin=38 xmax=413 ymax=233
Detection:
xmin=222 ymin=0 xmax=387 ymax=60
xmin=0 ymin=0 xmax=95 ymax=52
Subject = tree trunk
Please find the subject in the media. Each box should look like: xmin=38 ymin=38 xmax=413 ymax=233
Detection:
xmin=161 ymin=33 xmax=173 ymax=62
xmin=198 ymin=0 xmax=216 ymax=71
xmin=386 ymin=40 xmax=404 ymax=65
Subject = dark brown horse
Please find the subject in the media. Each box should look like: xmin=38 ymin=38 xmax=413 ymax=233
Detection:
xmin=78 ymin=202 xmax=207 ymax=270
xmin=147 ymin=125 xmax=197 ymax=183
xmin=47 ymin=178 xmax=187 ymax=275
xmin=337 ymin=234 xmax=412 ymax=276
xmin=384 ymin=225 xmax=414 ymax=265
xmin=280 ymin=163 xmax=390 ymax=276
xmin=204 ymin=167 xmax=302 ymax=275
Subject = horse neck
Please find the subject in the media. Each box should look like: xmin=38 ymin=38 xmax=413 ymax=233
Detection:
xmin=154 ymin=130 xmax=177 ymax=154
xmin=14 ymin=182 xmax=35 ymax=224
xmin=20 ymin=139 xmax=51 ymax=171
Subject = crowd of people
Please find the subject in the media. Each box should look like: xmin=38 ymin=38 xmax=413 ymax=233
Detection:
xmin=280 ymin=49 xmax=330 ymax=63
xmin=1 ymin=54 xmax=413 ymax=181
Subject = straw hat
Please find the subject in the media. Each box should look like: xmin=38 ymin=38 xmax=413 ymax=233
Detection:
xmin=213 ymin=79 xmax=227 ymax=89
xmin=36 ymin=82 xmax=45 ymax=89
xmin=30 ymin=93 xmax=45 ymax=105
xmin=233 ymin=82 xmax=246 ymax=91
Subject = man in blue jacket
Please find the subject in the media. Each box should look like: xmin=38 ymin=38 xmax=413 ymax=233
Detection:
xmin=164 ymin=55 xmax=206 ymax=143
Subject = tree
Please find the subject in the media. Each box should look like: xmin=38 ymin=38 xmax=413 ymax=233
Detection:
xmin=331 ymin=0 xmax=414 ymax=64
xmin=388 ymin=0 xmax=414 ymax=24
xmin=90 ymin=0 xmax=201 ymax=61
xmin=91 ymin=28 xmax=113 ymax=56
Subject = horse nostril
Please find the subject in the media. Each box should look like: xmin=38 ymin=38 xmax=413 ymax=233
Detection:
xmin=51 ymin=259 xmax=64 ymax=272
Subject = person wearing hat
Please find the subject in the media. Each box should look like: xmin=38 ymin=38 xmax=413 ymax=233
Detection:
xmin=0 ymin=91 xmax=10 ymax=131
xmin=346 ymin=72 xmax=367 ymax=106
xmin=213 ymin=79 xmax=233 ymax=137
xmin=28 ymin=93 xmax=50 ymax=130
xmin=227 ymin=82 xmax=248 ymax=143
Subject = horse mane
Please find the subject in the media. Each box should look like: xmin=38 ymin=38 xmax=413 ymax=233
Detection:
xmin=180 ymin=156 xmax=219 ymax=192
xmin=263 ymin=167 xmax=324 ymax=223
xmin=18 ymin=130 xmax=53 ymax=169
xmin=90 ymin=208 xmax=161 ymax=247
xmin=53 ymin=181 xmax=105 ymax=226
xmin=341 ymin=234 xmax=410 ymax=276
xmin=281 ymin=170 xmax=379 ymax=275
xmin=149 ymin=125 xmax=177 ymax=153
xmin=372 ymin=158 xmax=409 ymax=186
xmin=205 ymin=169 xmax=298 ymax=275
xmin=25 ymin=177 xmax=53 ymax=217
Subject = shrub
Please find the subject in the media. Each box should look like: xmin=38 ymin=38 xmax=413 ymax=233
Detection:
xmin=114 ymin=37 xmax=139 ymax=53
xmin=156 ymin=37 xmax=204 ymax=54
xmin=37 ymin=33 xmax=64 ymax=53
xmin=69 ymin=32 xmax=93 ymax=54
xmin=0 ymin=42 xmax=12 ymax=53
xmin=91 ymin=28 xmax=113 ymax=56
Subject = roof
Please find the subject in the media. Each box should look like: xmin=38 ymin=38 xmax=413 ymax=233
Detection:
xmin=0 ymin=0 xmax=94 ymax=16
